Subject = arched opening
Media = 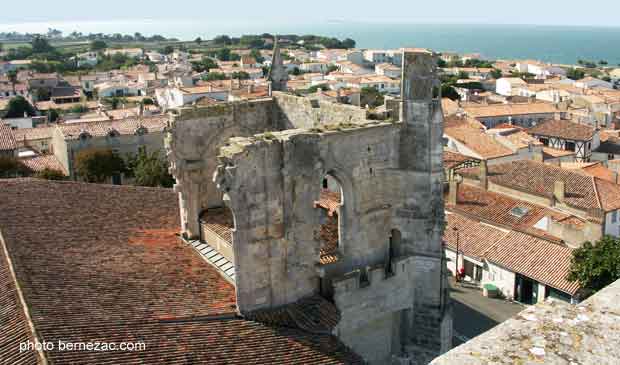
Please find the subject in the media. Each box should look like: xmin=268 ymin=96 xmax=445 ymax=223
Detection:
xmin=315 ymin=174 xmax=343 ymax=266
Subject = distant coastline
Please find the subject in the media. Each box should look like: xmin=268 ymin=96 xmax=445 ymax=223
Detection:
xmin=2 ymin=20 xmax=619 ymax=65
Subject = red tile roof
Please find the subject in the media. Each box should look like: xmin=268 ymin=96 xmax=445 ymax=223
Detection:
xmin=20 ymin=155 xmax=67 ymax=174
xmin=459 ymin=160 xmax=620 ymax=213
xmin=444 ymin=150 xmax=478 ymax=170
xmin=0 ymin=239 xmax=39 ymax=365
xmin=0 ymin=179 xmax=361 ymax=364
xmin=12 ymin=126 xmax=54 ymax=142
xmin=528 ymin=119 xmax=595 ymax=141
xmin=483 ymin=230 xmax=580 ymax=295
xmin=58 ymin=115 xmax=167 ymax=140
xmin=444 ymin=212 xmax=579 ymax=295
xmin=0 ymin=124 xmax=17 ymax=151
xmin=447 ymin=183 xmax=572 ymax=241
xmin=316 ymin=190 xmax=341 ymax=264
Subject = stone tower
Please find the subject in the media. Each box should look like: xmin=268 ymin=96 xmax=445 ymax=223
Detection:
xmin=268 ymin=36 xmax=288 ymax=92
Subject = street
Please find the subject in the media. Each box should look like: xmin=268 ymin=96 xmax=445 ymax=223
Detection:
xmin=449 ymin=279 xmax=525 ymax=346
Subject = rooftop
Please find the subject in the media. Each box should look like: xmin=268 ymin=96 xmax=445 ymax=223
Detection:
xmin=0 ymin=124 xmax=17 ymax=151
xmin=58 ymin=115 xmax=168 ymax=140
xmin=459 ymin=160 xmax=620 ymax=213
xmin=444 ymin=212 xmax=579 ymax=295
xmin=0 ymin=179 xmax=362 ymax=364
xmin=464 ymin=102 xmax=558 ymax=118
xmin=528 ymin=119 xmax=596 ymax=141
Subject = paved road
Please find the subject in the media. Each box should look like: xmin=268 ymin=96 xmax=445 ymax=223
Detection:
xmin=449 ymin=279 xmax=524 ymax=346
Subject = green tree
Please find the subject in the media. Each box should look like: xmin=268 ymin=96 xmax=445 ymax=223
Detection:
xmin=568 ymin=236 xmax=620 ymax=298
xmin=490 ymin=69 xmax=503 ymax=79
xmin=567 ymin=68 xmax=586 ymax=80
xmin=213 ymin=35 xmax=232 ymax=46
xmin=203 ymin=72 xmax=227 ymax=81
xmin=341 ymin=38 xmax=356 ymax=49
xmin=35 ymin=168 xmax=66 ymax=180
xmin=5 ymin=96 xmax=36 ymax=118
xmin=440 ymin=84 xmax=460 ymax=101
xmin=31 ymin=35 xmax=54 ymax=54
xmin=128 ymin=147 xmax=174 ymax=188
xmin=599 ymin=60 xmax=608 ymax=65
xmin=7 ymin=70 xmax=18 ymax=94
xmin=360 ymin=86 xmax=385 ymax=108
xmin=195 ymin=37 xmax=202 ymax=45
xmin=0 ymin=156 xmax=29 ymax=178
xmin=163 ymin=46 xmax=174 ymax=55
xmin=74 ymin=149 xmax=125 ymax=183
xmin=231 ymin=71 xmax=250 ymax=80
xmin=191 ymin=57 xmax=218 ymax=72
xmin=90 ymin=40 xmax=107 ymax=51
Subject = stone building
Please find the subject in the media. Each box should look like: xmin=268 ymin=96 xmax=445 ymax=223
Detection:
xmin=166 ymin=48 xmax=452 ymax=364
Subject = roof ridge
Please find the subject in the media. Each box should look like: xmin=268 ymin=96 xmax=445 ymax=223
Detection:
xmin=592 ymin=175 xmax=603 ymax=210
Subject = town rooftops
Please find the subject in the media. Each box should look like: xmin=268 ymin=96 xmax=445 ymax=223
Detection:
xmin=528 ymin=119 xmax=596 ymax=141
xmin=58 ymin=115 xmax=168 ymax=140
xmin=447 ymin=183 xmax=576 ymax=242
xmin=444 ymin=119 xmax=514 ymax=160
xmin=459 ymin=160 xmax=620 ymax=213
xmin=464 ymin=102 xmax=558 ymax=118
xmin=0 ymin=179 xmax=362 ymax=364
xmin=444 ymin=212 xmax=580 ymax=295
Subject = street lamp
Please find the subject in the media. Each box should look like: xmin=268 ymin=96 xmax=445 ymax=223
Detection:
xmin=453 ymin=226 xmax=460 ymax=282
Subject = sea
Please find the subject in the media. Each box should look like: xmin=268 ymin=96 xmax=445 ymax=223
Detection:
xmin=1 ymin=19 xmax=619 ymax=66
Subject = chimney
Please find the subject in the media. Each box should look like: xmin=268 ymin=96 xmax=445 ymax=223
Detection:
xmin=448 ymin=178 xmax=459 ymax=206
xmin=479 ymin=160 xmax=488 ymax=190
xmin=268 ymin=81 xmax=273 ymax=96
xmin=248 ymin=84 xmax=254 ymax=94
xmin=554 ymin=180 xmax=565 ymax=204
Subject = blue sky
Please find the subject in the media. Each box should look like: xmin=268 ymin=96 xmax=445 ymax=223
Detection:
xmin=1 ymin=0 xmax=618 ymax=27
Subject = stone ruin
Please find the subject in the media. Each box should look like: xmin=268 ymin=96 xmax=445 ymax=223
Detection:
xmin=165 ymin=47 xmax=452 ymax=364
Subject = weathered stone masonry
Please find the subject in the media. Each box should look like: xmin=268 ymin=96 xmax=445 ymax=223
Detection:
xmin=166 ymin=49 xmax=452 ymax=365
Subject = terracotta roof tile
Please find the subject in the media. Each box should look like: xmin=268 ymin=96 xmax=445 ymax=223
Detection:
xmin=483 ymin=231 xmax=580 ymax=295
xmin=11 ymin=126 xmax=54 ymax=142
xmin=58 ymin=115 xmax=167 ymax=140
xmin=447 ymin=184 xmax=571 ymax=241
xmin=444 ymin=124 xmax=514 ymax=160
xmin=528 ymin=119 xmax=595 ymax=141
xmin=0 ymin=124 xmax=17 ymax=151
xmin=0 ymin=179 xmax=361 ymax=364
xmin=464 ymin=102 xmax=558 ymax=119
xmin=443 ymin=151 xmax=478 ymax=170
xmin=20 ymin=155 xmax=67 ymax=174
xmin=459 ymin=160 xmax=620 ymax=213
xmin=0 ymin=238 xmax=38 ymax=365
xmin=445 ymin=212 xmax=579 ymax=295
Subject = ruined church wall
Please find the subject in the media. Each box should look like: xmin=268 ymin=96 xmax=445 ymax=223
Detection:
xmin=332 ymin=256 xmax=416 ymax=364
xmin=215 ymin=122 xmax=403 ymax=311
xmin=273 ymin=92 xmax=368 ymax=130
xmin=167 ymin=98 xmax=277 ymax=238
